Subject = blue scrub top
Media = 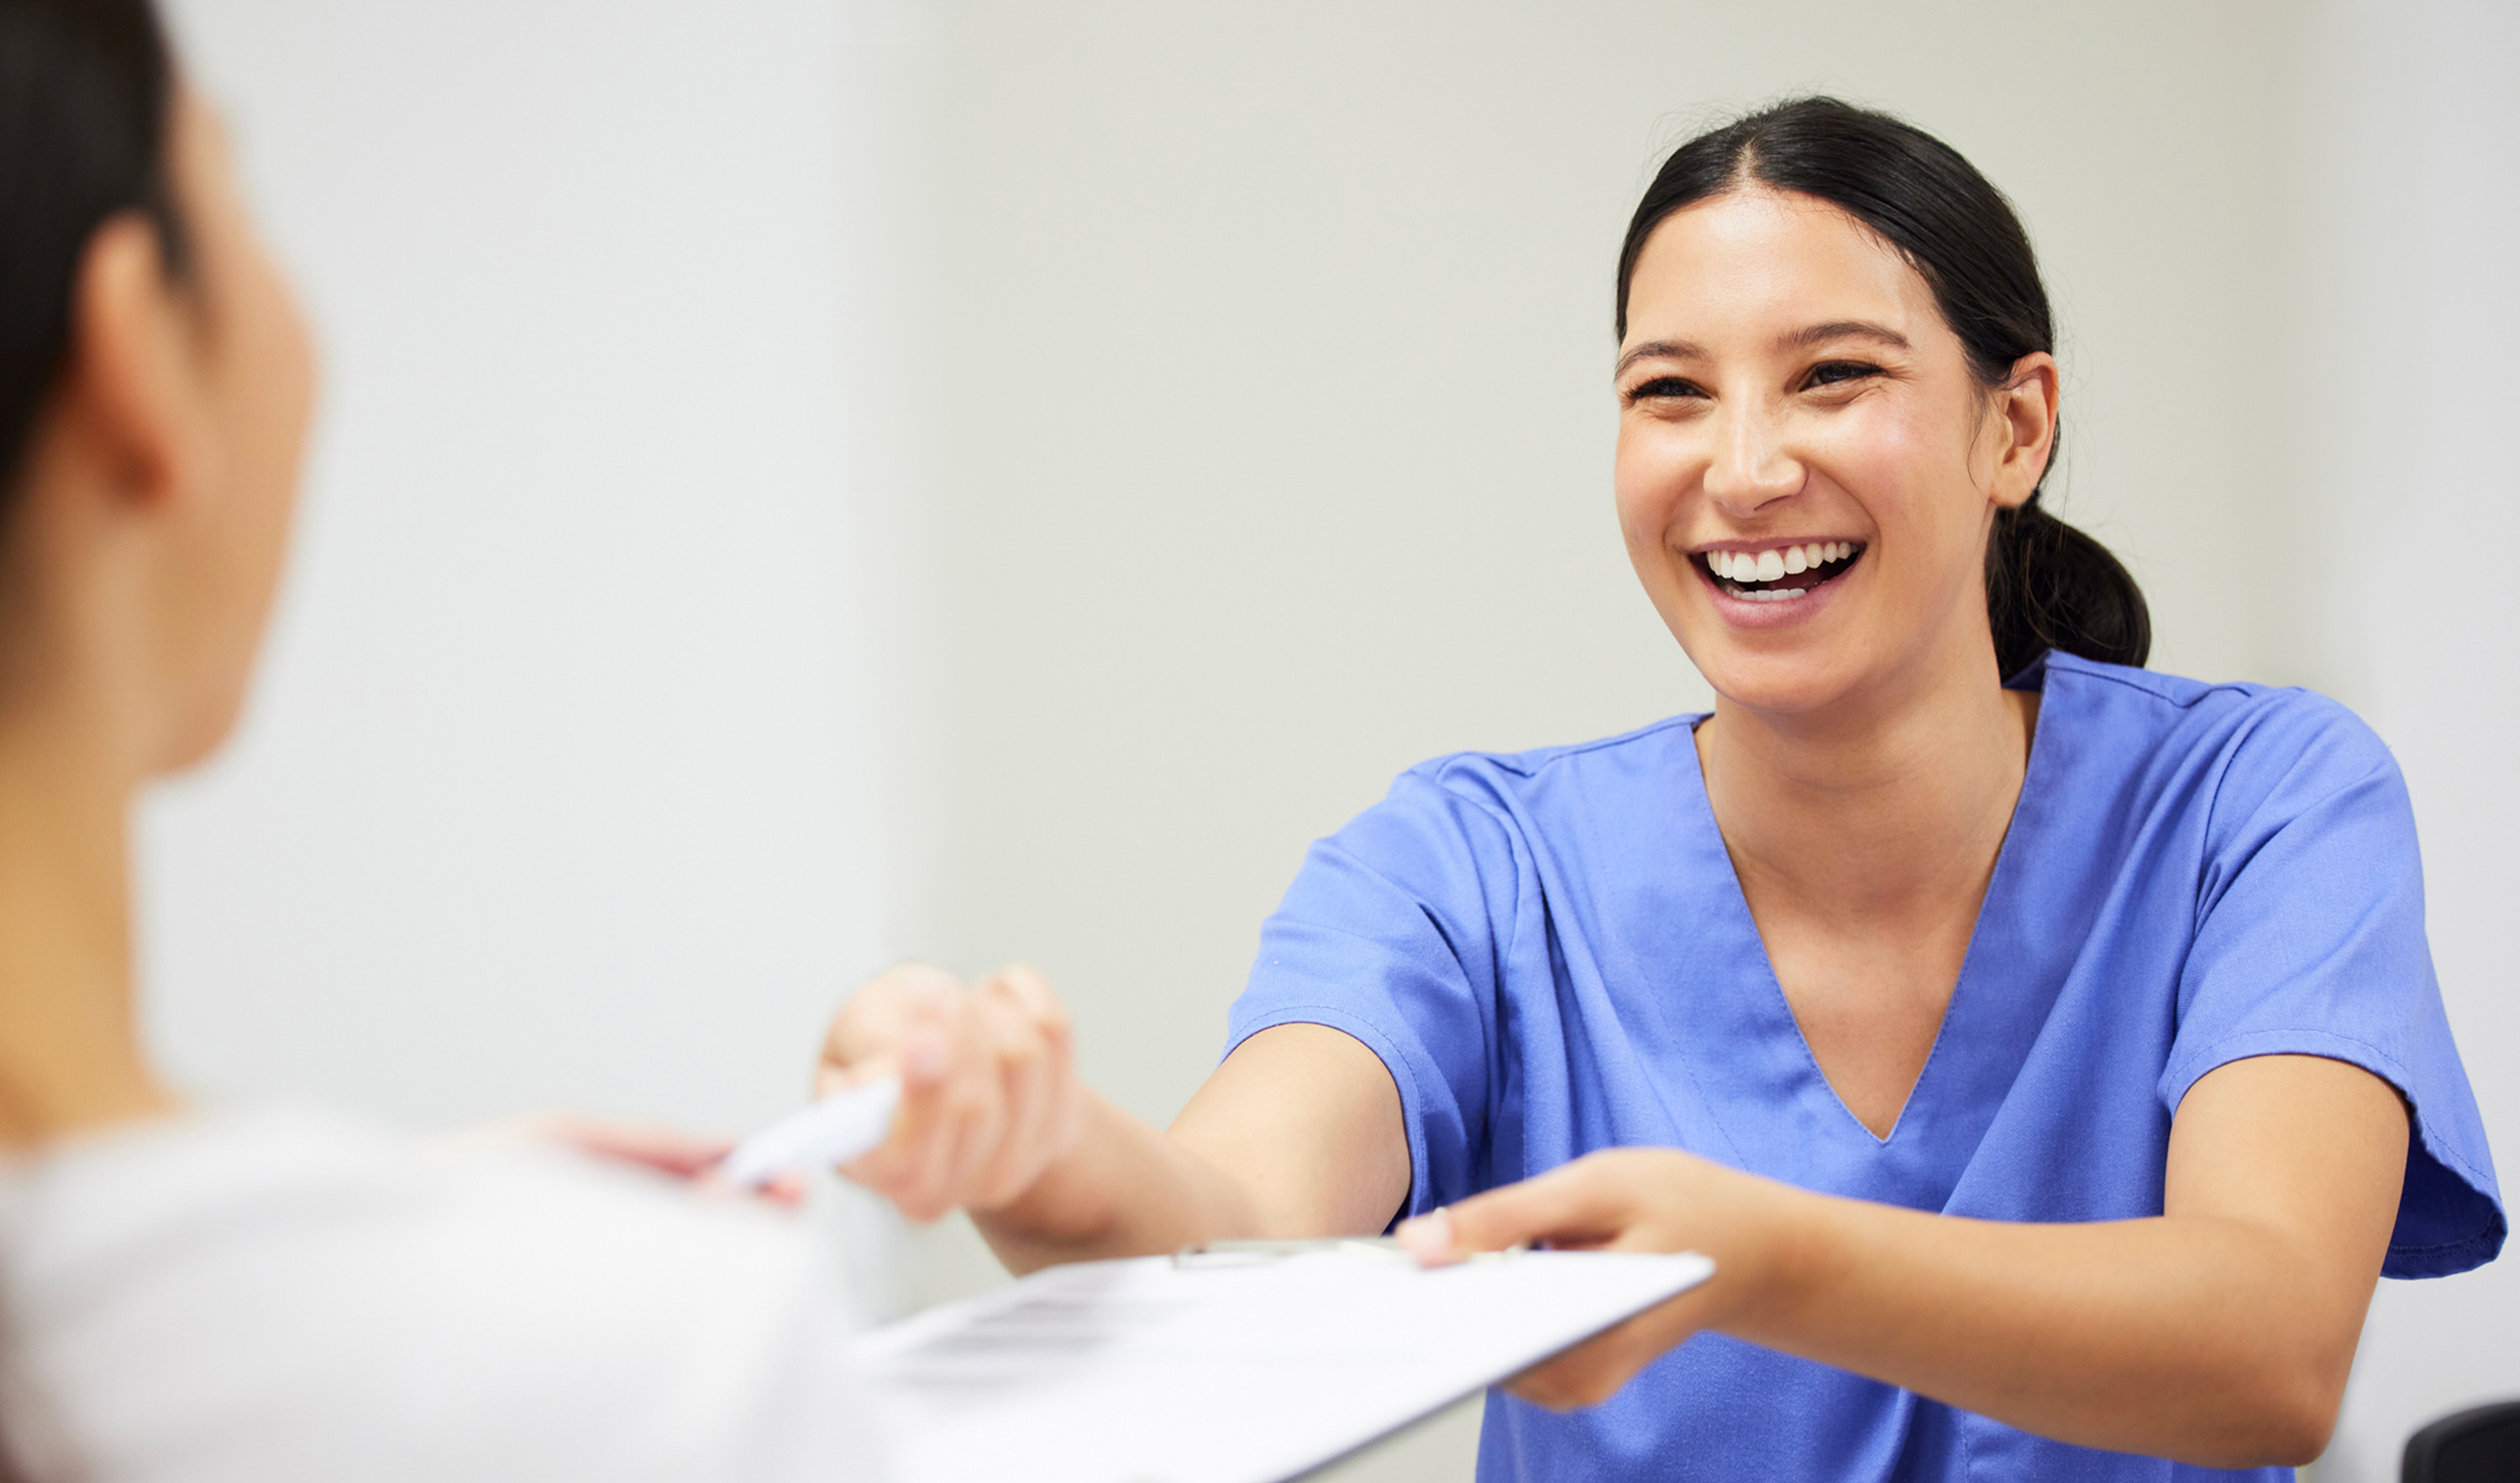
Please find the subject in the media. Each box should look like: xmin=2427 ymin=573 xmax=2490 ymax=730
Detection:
xmin=1226 ymin=653 xmax=2503 ymax=1482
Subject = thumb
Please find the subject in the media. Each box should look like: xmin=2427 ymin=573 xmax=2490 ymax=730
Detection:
xmin=1397 ymin=1162 xmax=1625 ymax=1266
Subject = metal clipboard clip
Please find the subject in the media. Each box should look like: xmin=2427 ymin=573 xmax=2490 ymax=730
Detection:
xmin=1170 ymin=1236 xmax=1528 ymax=1268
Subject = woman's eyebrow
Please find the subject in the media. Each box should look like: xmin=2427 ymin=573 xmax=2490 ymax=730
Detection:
xmin=1616 ymin=321 xmax=1911 ymax=378
xmin=1614 ymin=339 xmax=1706 ymax=376
xmin=1784 ymin=319 xmax=1911 ymax=352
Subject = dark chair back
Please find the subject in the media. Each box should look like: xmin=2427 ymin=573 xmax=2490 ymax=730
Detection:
xmin=2404 ymin=1401 xmax=2520 ymax=1483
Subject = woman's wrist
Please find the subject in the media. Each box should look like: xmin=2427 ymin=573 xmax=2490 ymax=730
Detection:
xmin=969 ymin=1090 xmax=1125 ymax=1228
xmin=969 ymin=1090 xmax=1221 ymax=1268
xmin=1698 ymin=1164 xmax=1842 ymax=1338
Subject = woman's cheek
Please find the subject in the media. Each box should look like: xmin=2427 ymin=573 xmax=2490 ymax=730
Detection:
xmin=1801 ymin=401 xmax=1919 ymax=517
xmin=1612 ymin=423 xmax=1697 ymax=546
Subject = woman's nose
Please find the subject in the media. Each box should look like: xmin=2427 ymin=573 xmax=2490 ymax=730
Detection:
xmin=1703 ymin=406 xmax=1804 ymax=515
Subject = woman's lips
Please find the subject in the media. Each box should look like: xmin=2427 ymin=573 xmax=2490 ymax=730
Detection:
xmin=1691 ymin=541 xmax=1864 ymax=628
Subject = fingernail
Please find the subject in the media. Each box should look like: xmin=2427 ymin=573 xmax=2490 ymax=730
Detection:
xmin=1395 ymin=1207 xmax=1456 ymax=1265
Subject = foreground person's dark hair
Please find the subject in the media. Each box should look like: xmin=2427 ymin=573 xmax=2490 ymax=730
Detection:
xmin=0 ymin=0 xmax=184 ymax=497
xmin=1620 ymin=97 xmax=2150 ymax=677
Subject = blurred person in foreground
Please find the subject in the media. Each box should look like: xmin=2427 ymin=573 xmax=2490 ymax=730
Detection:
xmin=0 ymin=3 xmax=882 ymax=1478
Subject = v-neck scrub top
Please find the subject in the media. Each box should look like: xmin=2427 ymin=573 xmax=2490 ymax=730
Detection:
xmin=1225 ymin=652 xmax=2503 ymax=1482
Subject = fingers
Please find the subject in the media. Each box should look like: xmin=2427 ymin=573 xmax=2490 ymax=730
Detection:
xmin=1398 ymin=1157 xmax=1635 ymax=1265
xmin=819 ymin=960 xmax=963 ymax=1082
xmin=1503 ymin=1310 xmax=1671 ymax=1411
xmin=968 ymin=966 xmax=1083 ymax=1208
xmin=828 ymin=962 xmax=1084 ymax=1222
xmin=1505 ymin=1279 xmax=1731 ymax=1411
xmin=563 ymin=1121 xmax=736 ymax=1180
xmin=853 ymin=996 xmax=994 ymax=1219
xmin=465 ymin=1112 xmax=803 ymax=1212
xmin=1394 ymin=1207 xmax=1459 ymax=1265
xmin=1401 ymin=1150 xmax=1752 ymax=1412
xmin=477 ymin=1111 xmax=734 ymax=1181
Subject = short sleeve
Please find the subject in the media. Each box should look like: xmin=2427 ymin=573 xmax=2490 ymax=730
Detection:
xmin=1224 ymin=767 xmax=1527 ymax=1222
xmin=2158 ymin=700 xmax=2505 ymax=1278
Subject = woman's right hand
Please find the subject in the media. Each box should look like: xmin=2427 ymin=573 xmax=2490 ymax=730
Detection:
xmin=816 ymin=962 xmax=1089 ymax=1221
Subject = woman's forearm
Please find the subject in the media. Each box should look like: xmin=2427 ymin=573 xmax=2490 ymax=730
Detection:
xmin=1418 ymin=1054 xmax=2404 ymax=1466
xmin=1735 ymin=1191 xmax=2359 ymax=1466
xmin=968 ymin=1090 xmax=1267 ymax=1272
xmin=1741 ymin=1056 xmax=2403 ymax=1465
xmin=972 ymin=1024 xmax=1415 ymax=1273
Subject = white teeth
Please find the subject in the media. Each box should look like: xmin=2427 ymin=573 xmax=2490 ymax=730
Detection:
xmin=1742 ymin=586 xmax=1809 ymax=602
xmin=1709 ymin=542 xmax=1862 ymax=589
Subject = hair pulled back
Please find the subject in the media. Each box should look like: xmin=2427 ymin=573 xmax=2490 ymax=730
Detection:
xmin=0 ymin=0 xmax=183 ymax=497
xmin=1618 ymin=97 xmax=2149 ymax=678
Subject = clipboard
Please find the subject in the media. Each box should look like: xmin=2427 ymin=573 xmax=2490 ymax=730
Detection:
xmin=852 ymin=1244 xmax=1714 ymax=1482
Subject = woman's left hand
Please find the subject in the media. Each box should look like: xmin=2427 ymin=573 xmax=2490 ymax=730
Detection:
xmin=1395 ymin=1147 xmax=1798 ymax=1410
xmin=1399 ymin=1058 xmax=2403 ymax=1459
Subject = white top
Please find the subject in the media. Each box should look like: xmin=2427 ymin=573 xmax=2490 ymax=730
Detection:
xmin=0 ymin=1106 xmax=883 ymax=1483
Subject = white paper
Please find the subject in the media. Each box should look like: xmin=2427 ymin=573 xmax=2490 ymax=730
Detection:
xmin=853 ymin=1246 xmax=1715 ymax=1483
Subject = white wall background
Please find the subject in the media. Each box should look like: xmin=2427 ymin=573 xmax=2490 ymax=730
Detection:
xmin=128 ymin=2 xmax=2513 ymax=1480
xmin=2292 ymin=3 xmax=2520 ymax=1476
xmin=143 ymin=0 xmax=887 ymax=1138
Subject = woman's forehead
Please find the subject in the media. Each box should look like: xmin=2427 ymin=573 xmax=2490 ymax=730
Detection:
xmin=1623 ymin=188 xmax=1940 ymax=348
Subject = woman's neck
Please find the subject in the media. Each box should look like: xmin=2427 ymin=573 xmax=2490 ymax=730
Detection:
xmin=0 ymin=684 xmax=168 ymax=1150
xmin=1697 ymin=642 xmax=2038 ymax=932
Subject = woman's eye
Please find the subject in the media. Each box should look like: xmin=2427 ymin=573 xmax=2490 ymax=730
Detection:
xmin=1803 ymin=360 xmax=1882 ymax=390
xmin=1625 ymin=376 xmax=1705 ymax=403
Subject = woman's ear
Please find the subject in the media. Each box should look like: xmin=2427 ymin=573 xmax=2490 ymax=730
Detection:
xmin=1986 ymin=350 xmax=2060 ymax=511
xmin=56 ymin=213 xmax=212 ymax=517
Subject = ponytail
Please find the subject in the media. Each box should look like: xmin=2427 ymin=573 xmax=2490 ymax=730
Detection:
xmin=1985 ymin=496 xmax=2150 ymax=680
xmin=1619 ymin=97 xmax=2155 ymax=677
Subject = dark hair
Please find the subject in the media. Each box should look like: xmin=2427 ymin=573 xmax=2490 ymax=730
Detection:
xmin=1618 ymin=97 xmax=2149 ymax=678
xmin=0 ymin=0 xmax=185 ymax=498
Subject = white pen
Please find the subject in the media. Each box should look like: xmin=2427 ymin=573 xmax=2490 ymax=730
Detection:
xmin=719 ymin=1075 xmax=904 ymax=1188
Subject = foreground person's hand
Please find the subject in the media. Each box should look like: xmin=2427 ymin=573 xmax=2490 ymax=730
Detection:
xmin=817 ymin=961 xmax=1089 ymax=1221
xmin=1396 ymin=1148 xmax=1790 ymax=1410
xmin=452 ymin=1112 xmax=807 ymax=1207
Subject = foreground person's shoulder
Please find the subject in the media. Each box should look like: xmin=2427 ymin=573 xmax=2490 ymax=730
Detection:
xmin=0 ymin=1103 xmax=884 ymax=1483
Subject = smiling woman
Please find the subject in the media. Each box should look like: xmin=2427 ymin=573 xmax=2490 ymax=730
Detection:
xmin=1610 ymin=98 xmax=2147 ymax=688
xmin=814 ymin=97 xmax=2503 ymax=1481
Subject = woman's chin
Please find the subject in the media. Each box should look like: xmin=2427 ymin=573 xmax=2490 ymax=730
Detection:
xmin=1686 ymin=641 xmax=1877 ymax=720
xmin=153 ymin=680 xmax=255 ymax=777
